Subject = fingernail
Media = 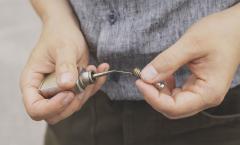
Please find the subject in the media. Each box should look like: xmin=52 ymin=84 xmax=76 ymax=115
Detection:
xmin=62 ymin=94 xmax=74 ymax=106
xmin=104 ymin=66 xmax=109 ymax=71
xmin=141 ymin=65 xmax=158 ymax=81
xmin=61 ymin=72 xmax=74 ymax=84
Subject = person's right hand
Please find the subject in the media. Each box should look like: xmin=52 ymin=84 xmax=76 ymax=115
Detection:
xmin=136 ymin=4 xmax=240 ymax=119
xmin=20 ymin=20 xmax=109 ymax=124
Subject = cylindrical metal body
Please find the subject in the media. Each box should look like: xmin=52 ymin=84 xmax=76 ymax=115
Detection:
xmin=39 ymin=70 xmax=96 ymax=98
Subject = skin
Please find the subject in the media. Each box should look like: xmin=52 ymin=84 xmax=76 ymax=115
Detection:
xmin=20 ymin=0 xmax=240 ymax=124
xmin=136 ymin=3 xmax=240 ymax=119
xmin=20 ymin=0 xmax=109 ymax=124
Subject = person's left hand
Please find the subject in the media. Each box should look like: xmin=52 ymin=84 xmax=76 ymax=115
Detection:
xmin=136 ymin=4 xmax=240 ymax=119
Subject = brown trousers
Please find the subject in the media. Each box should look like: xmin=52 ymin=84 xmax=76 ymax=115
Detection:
xmin=45 ymin=86 xmax=240 ymax=145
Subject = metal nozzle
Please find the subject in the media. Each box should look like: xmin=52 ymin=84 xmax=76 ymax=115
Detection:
xmin=132 ymin=68 xmax=141 ymax=78
xmin=93 ymin=68 xmax=165 ymax=90
xmin=92 ymin=70 xmax=133 ymax=78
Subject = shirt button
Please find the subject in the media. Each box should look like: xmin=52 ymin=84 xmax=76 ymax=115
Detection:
xmin=108 ymin=10 xmax=117 ymax=25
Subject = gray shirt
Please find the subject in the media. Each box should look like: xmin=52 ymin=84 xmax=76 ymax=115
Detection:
xmin=70 ymin=0 xmax=240 ymax=100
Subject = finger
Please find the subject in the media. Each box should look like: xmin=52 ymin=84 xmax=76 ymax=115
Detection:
xmin=136 ymin=80 xmax=206 ymax=119
xmin=45 ymin=66 xmax=99 ymax=124
xmin=85 ymin=65 xmax=97 ymax=72
xmin=136 ymin=75 xmax=175 ymax=96
xmin=91 ymin=63 xmax=109 ymax=94
xmin=55 ymin=47 xmax=78 ymax=89
xmin=45 ymin=96 xmax=82 ymax=124
xmin=21 ymin=57 xmax=75 ymax=120
xmin=140 ymin=37 xmax=203 ymax=84
xmin=23 ymin=85 xmax=74 ymax=120
xmin=77 ymin=49 xmax=89 ymax=68
xmin=45 ymin=65 xmax=97 ymax=124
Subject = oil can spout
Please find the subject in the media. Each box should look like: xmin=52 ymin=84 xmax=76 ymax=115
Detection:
xmin=92 ymin=70 xmax=133 ymax=78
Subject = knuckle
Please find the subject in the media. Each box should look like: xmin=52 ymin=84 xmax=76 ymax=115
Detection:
xmin=29 ymin=115 xmax=41 ymax=121
xmin=27 ymin=103 xmax=48 ymax=121
xmin=59 ymin=63 xmax=75 ymax=69
xmin=165 ymin=114 xmax=182 ymax=120
xmin=202 ymin=85 xmax=225 ymax=107
xmin=206 ymin=96 xmax=224 ymax=107
xmin=46 ymin=119 xmax=58 ymax=125
xmin=55 ymin=42 xmax=78 ymax=56
xmin=55 ymin=43 xmax=70 ymax=52
xmin=28 ymin=110 xmax=42 ymax=121
xmin=165 ymin=111 xmax=182 ymax=119
xmin=160 ymin=107 xmax=183 ymax=119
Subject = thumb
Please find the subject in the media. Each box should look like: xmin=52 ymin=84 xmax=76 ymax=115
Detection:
xmin=55 ymin=48 xmax=79 ymax=89
xmin=141 ymin=39 xmax=198 ymax=83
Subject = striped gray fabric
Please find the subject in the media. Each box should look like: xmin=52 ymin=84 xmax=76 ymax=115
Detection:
xmin=70 ymin=0 xmax=240 ymax=100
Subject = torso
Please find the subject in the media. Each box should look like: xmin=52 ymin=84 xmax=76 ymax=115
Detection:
xmin=70 ymin=0 xmax=240 ymax=100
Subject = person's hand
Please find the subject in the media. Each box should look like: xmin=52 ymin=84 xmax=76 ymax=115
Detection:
xmin=136 ymin=4 xmax=240 ymax=119
xmin=20 ymin=19 xmax=109 ymax=124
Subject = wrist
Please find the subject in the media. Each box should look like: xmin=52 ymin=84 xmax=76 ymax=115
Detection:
xmin=43 ymin=14 xmax=80 ymax=30
xmin=41 ymin=8 xmax=79 ymax=29
xmin=31 ymin=0 xmax=80 ymax=29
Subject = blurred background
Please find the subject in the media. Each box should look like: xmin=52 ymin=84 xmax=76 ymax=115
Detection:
xmin=0 ymin=0 xmax=46 ymax=145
